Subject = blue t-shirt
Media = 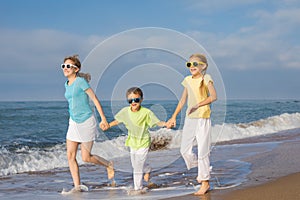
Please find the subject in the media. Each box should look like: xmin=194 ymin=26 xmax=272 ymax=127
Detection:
xmin=64 ymin=77 xmax=93 ymax=123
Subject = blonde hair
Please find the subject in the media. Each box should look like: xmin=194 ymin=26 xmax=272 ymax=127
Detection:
xmin=63 ymin=54 xmax=91 ymax=82
xmin=189 ymin=53 xmax=208 ymax=97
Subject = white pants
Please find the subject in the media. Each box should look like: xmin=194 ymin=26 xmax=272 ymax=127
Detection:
xmin=130 ymin=147 xmax=151 ymax=190
xmin=180 ymin=118 xmax=211 ymax=181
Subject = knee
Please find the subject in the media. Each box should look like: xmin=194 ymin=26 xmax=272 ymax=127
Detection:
xmin=82 ymin=155 xmax=92 ymax=163
xmin=67 ymin=151 xmax=76 ymax=161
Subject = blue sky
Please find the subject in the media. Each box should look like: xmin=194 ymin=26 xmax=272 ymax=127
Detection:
xmin=0 ymin=0 xmax=300 ymax=101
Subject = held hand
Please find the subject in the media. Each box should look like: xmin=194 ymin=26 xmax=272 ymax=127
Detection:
xmin=166 ymin=118 xmax=176 ymax=129
xmin=99 ymin=121 xmax=109 ymax=131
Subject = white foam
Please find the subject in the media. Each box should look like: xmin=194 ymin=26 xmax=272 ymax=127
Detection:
xmin=1 ymin=112 xmax=299 ymax=176
xmin=213 ymin=112 xmax=300 ymax=142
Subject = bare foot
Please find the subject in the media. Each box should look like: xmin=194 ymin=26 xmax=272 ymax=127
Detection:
xmin=106 ymin=161 xmax=114 ymax=180
xmin=144 ymin=172 xmax=150 ymax=182
xmin=193 ymin=181 xmax=210 ymax=196
xmin=110 ymin=180 xmax=116 ymax=187
xmin=147 ymin=182 xmax=159 ymax=189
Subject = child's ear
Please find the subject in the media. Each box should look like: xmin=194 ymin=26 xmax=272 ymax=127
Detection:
xmin=202 ymin=64 xmax=208 ymax=72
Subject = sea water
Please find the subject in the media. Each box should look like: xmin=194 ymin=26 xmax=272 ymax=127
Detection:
xmin=0 ymin=100 xmax=300 ymax=199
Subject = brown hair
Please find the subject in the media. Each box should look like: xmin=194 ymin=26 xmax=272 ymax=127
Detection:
xmin=189 ymin=53 xmax=208 ymax=97
xmin=63 ymin=54 xmax=91 ymax=82
xmin=126 ymin=87 xmax=143 ymax=99
xmin=189 ymin=53 xmax=208 ymax=68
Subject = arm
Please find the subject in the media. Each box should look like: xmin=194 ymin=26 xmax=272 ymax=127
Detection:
xmin=85 ymin=88 xmax=109 ymax=129
xmin=100 ymin=120 xmax=119 ymax=131
xmin=188 ymin=81 xmax=217 ymax=115
xmin=156 ymin=121 xmax=167 ymax=127
xmin=109 ymin=120 xmax=119 ymax=128
xmin=167 ymin=88 xmax=188 ymax=128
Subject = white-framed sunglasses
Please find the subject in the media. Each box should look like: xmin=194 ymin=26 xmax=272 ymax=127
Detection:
xmin=61 ymin=64 xmax=78 ymax=69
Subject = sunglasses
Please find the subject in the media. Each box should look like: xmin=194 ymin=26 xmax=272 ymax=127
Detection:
xmin=128 ymin=98 xmax=141 ymax=104
xmin=186 ymin=61 xmax=206 ymax=68
xmin=61 ymin=64 xmax=78 ymax=69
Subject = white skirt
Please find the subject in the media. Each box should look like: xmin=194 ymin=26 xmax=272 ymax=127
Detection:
xmin=66 ymin=115 xmax=98 ymax=142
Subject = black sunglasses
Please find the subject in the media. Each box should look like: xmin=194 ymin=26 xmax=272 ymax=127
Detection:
xmin=128 ymin=98 xmax=141 ymax=104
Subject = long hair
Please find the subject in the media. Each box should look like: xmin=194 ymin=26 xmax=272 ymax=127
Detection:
xmin=63 ymin=54 xmax=91 ymax=82
xmin=189 ymin=53 xmax=208 ymax=97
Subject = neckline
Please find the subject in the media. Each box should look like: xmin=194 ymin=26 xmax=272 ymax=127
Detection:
xmin=67 ymin=77 xmax=77 ymax=86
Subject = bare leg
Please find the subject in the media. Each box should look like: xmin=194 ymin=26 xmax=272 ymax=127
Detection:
xmin=194 ymin=180 xmax=210 ymax=195
xmin=81 ymin=141 xmax=115 ymax=180
xmin=144 ymin=173 xmax=150 ymax=182
xmin=66 ymin=140 xmax=80 ymax=187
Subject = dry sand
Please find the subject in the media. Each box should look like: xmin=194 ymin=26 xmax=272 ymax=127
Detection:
xmin=223 ymin=172 xmax=300 ymax=200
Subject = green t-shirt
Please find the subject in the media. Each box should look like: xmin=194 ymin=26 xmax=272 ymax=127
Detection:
xmin=115 ymin=106 xmax=160 ymax=150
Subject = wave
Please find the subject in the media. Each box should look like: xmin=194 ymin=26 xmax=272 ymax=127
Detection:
xmin=212 ymin=112 xmax=300 ymax=142
xmin=1 ymin=112 xmax=300 ymax=176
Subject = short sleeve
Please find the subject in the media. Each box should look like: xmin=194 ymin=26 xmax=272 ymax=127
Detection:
xmin=147 ymin=110 xmax=160 ymax=128
xmin=204 ymin=74 xmax=213 ymax=85
xmin=181 ymin=77 xmax=188 ymax=88
xmin=114 ymin=107 xmax=127 ymax=123
xmin=78 ymin=77 xmax=90 ymax=91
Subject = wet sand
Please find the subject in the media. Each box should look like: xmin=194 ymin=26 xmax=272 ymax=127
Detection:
xmin=164 ymin=129 xmax=300 ymax=200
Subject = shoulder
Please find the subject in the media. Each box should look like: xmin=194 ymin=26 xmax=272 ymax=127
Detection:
xmin=140 ymin=106 xmax=152 ymax=114
xmin=77 ymin=77 xmax=90 ymax=89
xmin=204 ymin=74 xmax=214 ymax=84
xmin=115 ymin=106 xmax=129 ymax=118
xmin=184 ymin=75 xmax=193 ymax=81
xmin=76 ymin=77 xmax=87 ymax=84
xmin=181 ymin=75 xmax=192 ymax=86
xmin=119 ymin=106 xmax=129 ymax=113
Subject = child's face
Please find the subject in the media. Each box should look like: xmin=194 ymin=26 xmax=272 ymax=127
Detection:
xmin=127 ymin=92 xmax=142 ymax=112
xmin=188 ymin=57 xmax=207 ymax=76
xmin=62 ymin=59 xmax=79 ymax=78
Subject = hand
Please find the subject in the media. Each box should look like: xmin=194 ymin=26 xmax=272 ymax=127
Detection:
xmin=166 ymin=118 xmax=176 ymax=129
xmin=99 ymin=121 xmax=109 ymax=131
xmin=188 ymin=104 xmax=199 ymax=115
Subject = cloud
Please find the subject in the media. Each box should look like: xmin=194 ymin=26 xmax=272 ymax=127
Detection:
xmin=0 ymin=28 xmax=105 ymax=73
xmin=186 ymin=6 xmax=300 ymax=70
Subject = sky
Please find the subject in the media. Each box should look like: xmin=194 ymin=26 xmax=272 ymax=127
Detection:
xmin=0 ymin=0 xmax=300 ymax=101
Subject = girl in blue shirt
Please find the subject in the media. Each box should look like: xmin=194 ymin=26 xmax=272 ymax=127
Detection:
xmin=62 ymin=55 xmax=114 ymax=191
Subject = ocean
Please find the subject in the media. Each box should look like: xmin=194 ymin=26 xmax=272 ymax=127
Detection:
xmin=1 ymin=100 xmax=300 ymax=199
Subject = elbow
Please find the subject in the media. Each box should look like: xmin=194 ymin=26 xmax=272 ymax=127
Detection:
xmin=211 ymin=95 xmax=217 ymax=103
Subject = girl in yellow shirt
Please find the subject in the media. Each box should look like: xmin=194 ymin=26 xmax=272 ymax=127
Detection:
xmin=167 ymin=53 xmax=217 ymax=195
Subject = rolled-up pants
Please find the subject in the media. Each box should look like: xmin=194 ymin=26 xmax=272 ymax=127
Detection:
xmin=130 ymin=147 xmax=151 ymax=190
xmin=180 ymin=118 xmax=211 ymax=181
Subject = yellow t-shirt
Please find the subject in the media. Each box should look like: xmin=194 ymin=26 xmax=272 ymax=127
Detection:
xmin=181 ymin=74 xmax=213 ymax=118
xmin=115 ymin=106 xmax=160 ymax=150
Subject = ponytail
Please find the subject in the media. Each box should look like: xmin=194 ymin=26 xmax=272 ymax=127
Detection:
xmin=77 ymin=72 xmax=91 ymax=83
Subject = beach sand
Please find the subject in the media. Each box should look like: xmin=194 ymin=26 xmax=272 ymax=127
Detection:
xmin=223 ymin=172 xmax=300 ymax=200
xmin=164 ymin=130 xmax=300 ymax=200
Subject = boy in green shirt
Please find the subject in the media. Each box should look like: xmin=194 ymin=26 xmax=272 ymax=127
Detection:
xmin=103 ymin=87 xmax=167 ymax=192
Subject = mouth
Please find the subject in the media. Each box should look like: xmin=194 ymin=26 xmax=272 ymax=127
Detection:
xmin=190 ymin=68 xmax=197 ymax=72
